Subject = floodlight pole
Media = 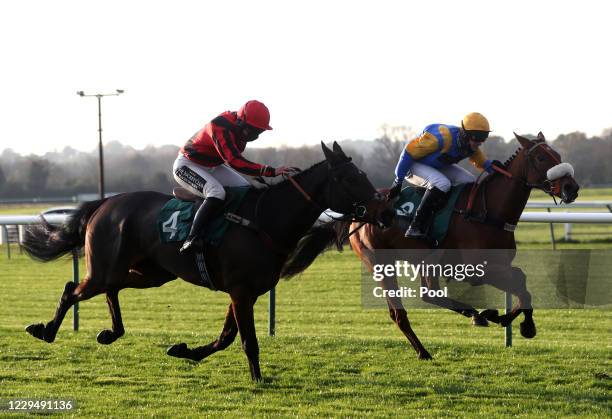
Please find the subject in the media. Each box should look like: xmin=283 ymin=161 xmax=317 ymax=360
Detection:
xmin=77 ymin=89 xmax=125 ymax=199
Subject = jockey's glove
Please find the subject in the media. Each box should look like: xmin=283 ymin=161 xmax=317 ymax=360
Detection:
xmin=275 ymin=166 xmax=301 ymax=177
xmin=388 ymin=180 xmax=402 ymax=200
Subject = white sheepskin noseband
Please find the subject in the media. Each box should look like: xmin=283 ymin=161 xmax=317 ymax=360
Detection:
xmin=547 ymin=163 xmax=574 ymax=181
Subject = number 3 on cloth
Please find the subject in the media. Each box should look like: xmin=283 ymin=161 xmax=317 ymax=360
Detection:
xmin=162 ymin=211 xmax=180 ymax=239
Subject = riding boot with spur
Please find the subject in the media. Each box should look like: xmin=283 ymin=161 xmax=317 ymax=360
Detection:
xmin=180 ymin=197 xmax=224 ymax=253
xmin=405 ymin=187 xmax=448 ymax=238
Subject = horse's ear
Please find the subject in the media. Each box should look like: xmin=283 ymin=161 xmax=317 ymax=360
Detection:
xmin=321 ymin=141 xmax=334 ymax=162
xmin=514 ymin=132 xmax=533 ymax=148
xmin=332 ymin=141 xmax=345 ymax=156
xmin=536 ymin=131 xmax=546 ymax=142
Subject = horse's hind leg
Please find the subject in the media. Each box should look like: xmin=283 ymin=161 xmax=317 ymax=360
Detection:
xmin=26 ymin=277 xmax=103 ymax=343
xmin=382 ymin=275 xmax=432 ymax=360
xmin=95 ymin=262 xmax=178 ymax=345
xmin=96 ymin=289 xmax=125 ymax=345
xmin=167 ymin=303 xmax=237 ymax=361
xmin=388 ymin=306 xmax=432 ymax=360
xmin=420 ymin=276 xmax=488 ymax=327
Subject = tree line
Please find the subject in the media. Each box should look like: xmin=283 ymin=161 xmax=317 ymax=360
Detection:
xmin=0 ymin=128 xmax=610 ymax=199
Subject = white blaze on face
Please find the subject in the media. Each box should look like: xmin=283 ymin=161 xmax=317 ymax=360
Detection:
xmin=546 ymin=163 xmax=575 ymax=181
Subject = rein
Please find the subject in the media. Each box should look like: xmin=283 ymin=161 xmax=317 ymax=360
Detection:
xmin=287 ymin=176 xmax=314 ymax=203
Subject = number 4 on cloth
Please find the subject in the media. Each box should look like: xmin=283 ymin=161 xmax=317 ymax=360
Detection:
xmin=162 ymin=211 xmax=180 ymax=239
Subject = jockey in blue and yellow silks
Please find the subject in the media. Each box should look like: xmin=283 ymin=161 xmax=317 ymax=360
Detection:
xmin=388 ymin=112 xmax=503 ymax=238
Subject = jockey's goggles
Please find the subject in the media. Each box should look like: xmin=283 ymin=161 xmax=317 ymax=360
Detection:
xmin=466 ymin=130 xmax=489 ymax=143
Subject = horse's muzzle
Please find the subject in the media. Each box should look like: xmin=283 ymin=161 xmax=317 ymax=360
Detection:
xmin=561 ymin=182 xmax=579 ymax=204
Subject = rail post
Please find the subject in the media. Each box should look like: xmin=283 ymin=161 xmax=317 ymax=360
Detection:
xmin=269 ymin=287 xmax=276 ymax=336
xmin=72 ymin=249 xmax=79 ymax=331
xmin=2 ymin=225 xmax=10 ymax=259
xmin=505 ymin=292 xmax=512 ymax=348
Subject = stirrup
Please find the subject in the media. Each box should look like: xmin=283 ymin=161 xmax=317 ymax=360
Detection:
xmin=180 ymin=236 xmax=203 ymax=253
xmin=405 ymin=225 xmax=426 ymax=238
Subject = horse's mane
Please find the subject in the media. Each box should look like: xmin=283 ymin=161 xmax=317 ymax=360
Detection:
xmin=504 ymin=147 xmax=522 ymax=166
xmin=502 ymin=137 xmax=547 ymax=167
xmin=483 ymin=137 xmax=548 ymax=186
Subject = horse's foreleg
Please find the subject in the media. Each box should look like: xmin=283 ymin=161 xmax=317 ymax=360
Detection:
xmin=419 ymin=276 xmax=488 ymax=327
xmin=507 ymin=267 xmax=536 ymax=338
xmin=167 ymin=303 xmax=238 ymax=361
xmin=96 ymin=290 xmax=125 ymax=345
xmin=26 ymin=277 xmax=102 ymax=343
xmin=483 ymin=266 xmax=536 ymax=338
xmin=231 ymin=290 xmax=261 ymax=381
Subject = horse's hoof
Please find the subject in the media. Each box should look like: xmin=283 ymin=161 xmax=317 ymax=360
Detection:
xmin=167 ymin=343 xmax=188 ymax=358
xmin=471 ymin=314 xmax=489 ymax=327
xmin=520 ymin=321 xmax=536 ymax=339
xmin=418 ymin=351 xmax=433 ymax=360
xmin=499 ymin=314 xmax=513 ymax=328
xmin=25 ymin=323 xmax=48 ymax=342
xmin=480 ymin=309 xmax=500 ymax=323
xmin=96 ymin=330 xmax=117 ymax=345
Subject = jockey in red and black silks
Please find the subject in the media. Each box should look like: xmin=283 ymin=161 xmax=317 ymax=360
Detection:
xmin=387 ymin=112 xmax=505 ymax=239
xmin=173 ymin=100 xmax=296 ymax=253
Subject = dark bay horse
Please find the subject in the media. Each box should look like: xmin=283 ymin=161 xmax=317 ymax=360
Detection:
xmin=287 ymin=133 xmax=580 ymax=360
xmin=22 ymin=142 xmax=383 ymax=381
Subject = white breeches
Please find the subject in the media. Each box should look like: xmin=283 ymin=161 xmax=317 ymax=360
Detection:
xmin=405 ymin=163 xmax=476 ymax=192
xmin=172 ymin=154 xmax=249 ymax=200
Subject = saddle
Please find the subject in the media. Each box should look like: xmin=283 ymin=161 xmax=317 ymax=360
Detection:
xmin=158 ymin=186 xmax=250 ymax=246
xmin=393 ymin=184 xmax=467 ymax=243
xmin=172 ymin=187 xmax=201 ymax=202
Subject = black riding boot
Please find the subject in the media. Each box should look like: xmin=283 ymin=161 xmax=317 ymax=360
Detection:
xmin=405 ymin=187 xmax=448 ymax=238
xmin=180 ymin=197 xmax=224 ymax=253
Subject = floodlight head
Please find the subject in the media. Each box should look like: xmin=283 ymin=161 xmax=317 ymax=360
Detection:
xmin=77 ymin=91 xmax=85 ymax=96
xmin=116 ymin=89 xmax=124 ymax=94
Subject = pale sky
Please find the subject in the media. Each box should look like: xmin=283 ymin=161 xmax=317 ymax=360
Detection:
xmin=1 ymin=0 xmax=611 ymax=156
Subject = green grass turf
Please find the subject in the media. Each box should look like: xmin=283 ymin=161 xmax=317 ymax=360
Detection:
xmin=1 ymin=250 xmax=610 ymax=418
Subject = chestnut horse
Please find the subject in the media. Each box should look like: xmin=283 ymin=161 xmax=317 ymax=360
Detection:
xmin=22 ymin=142 xmax=384 ymax=381
xmin=289 ymin=133 xmax=580 ymax=360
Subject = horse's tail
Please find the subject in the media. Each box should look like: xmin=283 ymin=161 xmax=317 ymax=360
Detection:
xmin=22 ymin=198 xmax=108 ymax=262
xmin=281 ymin=220 xmax=351 ymax=278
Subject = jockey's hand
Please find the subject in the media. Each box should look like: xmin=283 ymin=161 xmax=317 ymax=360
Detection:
xmin=274 ymin=166 xmax=301 ymax=177
xmin=491 ymin=160 xmax=504 ymax=169
xmin=388 ymin=181 xmax=402 ymax=200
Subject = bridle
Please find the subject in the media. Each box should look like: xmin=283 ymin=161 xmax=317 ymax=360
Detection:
xmin=286 ymin=161 xmax=384 ymax=224
xmin=465 ymin=140 xmax=573 ymax=218
xmin=243 ymin=161 xmax=384 ymax=255
xmin=491 ymin=140 xmax=568 ymax=201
